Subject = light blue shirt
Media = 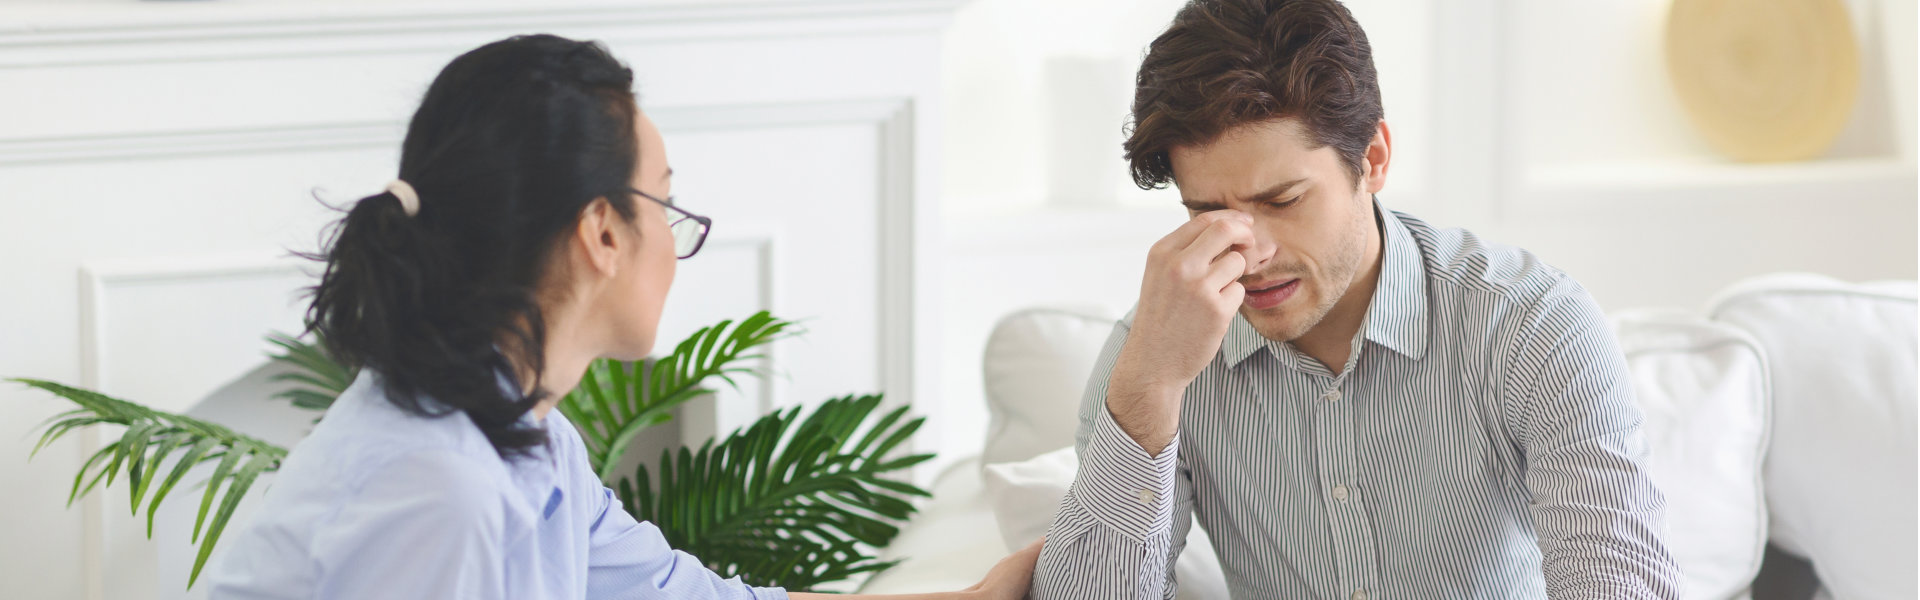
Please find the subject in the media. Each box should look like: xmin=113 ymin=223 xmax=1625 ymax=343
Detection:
xmin=208 ymin=369 xmax=788 ymax=600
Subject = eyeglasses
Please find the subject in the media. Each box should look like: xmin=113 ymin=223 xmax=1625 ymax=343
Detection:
xmin=631 ymin=188 xmax=711 ymax=259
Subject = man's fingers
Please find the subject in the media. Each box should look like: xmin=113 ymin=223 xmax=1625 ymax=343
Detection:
xmin=1206 ymin=250 xmax=1248 ymax=291
xmin=1221 ymin=281 xmax=1247 ymax=308
xmin=1155 ymin=209 xmax=1251 ymax=255
xmin=1181 ymin=217 xmax=1256 ymax=269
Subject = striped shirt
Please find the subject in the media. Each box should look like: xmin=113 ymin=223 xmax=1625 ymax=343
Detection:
xmin=1031 ymin=202 xmax=1682 ymax=600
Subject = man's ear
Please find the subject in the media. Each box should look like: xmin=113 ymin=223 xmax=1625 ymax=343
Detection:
xmin=1361 ymin=120 xmax=1391 ymax=195
xmin=575 ymin=197 xmax=621 ymax=278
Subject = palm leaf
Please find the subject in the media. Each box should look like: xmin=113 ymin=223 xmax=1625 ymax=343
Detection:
xmin=558 ymin=311 xmax=796 ymax=481
xmin=265 ymin=331 xmax=353 ymax=413
xmin=618 ymin=394 xmax=934 ymax=590
xmin=10 ymin=378 xmax=288 ymax=588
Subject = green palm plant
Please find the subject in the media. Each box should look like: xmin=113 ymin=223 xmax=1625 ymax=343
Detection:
xmin=557 ymin=310 xmax=794 ymax=482
xmin=12 ymin=310 xmax=931 ymax=591
xmin=623 ymin=394 xmax=933 ymax=589
xmin=9 ymin=379 xmax=286 ymax=587
xmin=264 ymin=331 xmax=353 ymax=412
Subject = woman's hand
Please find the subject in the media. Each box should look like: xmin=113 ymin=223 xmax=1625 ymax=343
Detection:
xmin=789 ymin=538 xmax=1045 ymax=600
xmin=962 ymin=538 xmax=1044 ymax=600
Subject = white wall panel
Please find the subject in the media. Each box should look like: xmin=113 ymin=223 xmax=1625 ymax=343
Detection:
xmin=0 ymin=1 xmax=958 ymax=597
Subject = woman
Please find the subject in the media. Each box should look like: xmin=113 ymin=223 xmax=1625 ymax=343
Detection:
xmin=206 ymin=34 xmax=1039 ymax=599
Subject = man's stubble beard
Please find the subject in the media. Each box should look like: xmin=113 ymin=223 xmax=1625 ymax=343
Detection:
xmin=1241 ymin=195 xmax=1374 ymax=344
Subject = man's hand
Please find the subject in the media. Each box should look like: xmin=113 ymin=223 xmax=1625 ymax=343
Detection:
xmin=1107 ymin=210 xmax=1255 ymax=455
xmin=962 ymin=538 xmax=1044 ymax=600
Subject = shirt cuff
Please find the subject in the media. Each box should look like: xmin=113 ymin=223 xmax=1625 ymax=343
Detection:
xmin=1067 ymin=403 xmax=1180 ymax=543
xmin=753 ymin=586 xmax=789 ymax=600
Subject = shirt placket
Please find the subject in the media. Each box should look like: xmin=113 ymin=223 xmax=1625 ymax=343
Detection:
xmin=1309 ymin=353 xmax=1383 ymax=600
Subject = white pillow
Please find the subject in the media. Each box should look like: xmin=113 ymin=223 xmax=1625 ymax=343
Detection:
xmin=1612 ymin=310 xmax=1771 ymax=600
xmin=981 ymin=307 xmax=1118 ymax=466
xmin=982 ymin=446 xmax=1230 ymax=600
xmin=858 ymin=459 xmax=1007 ymax=594
xmin=1709 ymin=274 xmax=1918 ymax=600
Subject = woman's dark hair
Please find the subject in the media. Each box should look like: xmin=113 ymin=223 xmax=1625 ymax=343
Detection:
xmin=304 ymin=34 xmax=641 ymax=457
xmin=1123 ymin=0 xmax=1383 ymax=189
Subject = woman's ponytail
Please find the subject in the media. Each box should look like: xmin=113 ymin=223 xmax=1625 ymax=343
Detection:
xmin=305 ymin=187 xmax=546 ymax=456
xmin=302 ymin=34 xmax=640 ymax=457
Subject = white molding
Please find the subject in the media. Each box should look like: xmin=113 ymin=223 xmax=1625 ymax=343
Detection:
xmin=74 ymin=251 xmax=308 ymax=600
xmin=668 ymin=227 xmax=785 ymax=444
xmin=1508 ymin=155 xmax=1919 ymax=216
xmin=0 ymin=98 xmax=910 ymax=166
xmin=31 ymin=96 xmax=921 ymax=408
xmin=652 ymin=98 xmax=910 ymax=132
xmin=653 ymin=96 xmax=921 ymax=428
xmin=76 ymin=251 xmax=312 ymax=411
xmin=77 ymin=252 xmax=309 ymax=393
xmin=62 ymin=95 xmax=921 ymax=595
xmin=0 ymin=0 xmax=967 ymax=68
xmin=875 ymin=100 xmax=918 ymax=415
xmin=8 ymin=2 xmax=948 ymax=596
xmin=0 ymin=122 xmax=399 ymax=167
xmin=700 ymin=227 xmax=786 ymax=414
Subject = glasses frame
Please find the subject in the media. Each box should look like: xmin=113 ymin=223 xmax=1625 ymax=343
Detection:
xmin=631 ymin=188 xmax=711 ymax=259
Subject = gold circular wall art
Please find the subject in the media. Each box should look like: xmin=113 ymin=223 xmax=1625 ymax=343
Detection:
xmin=1665 ymin=0 xmax=1860 ymax=162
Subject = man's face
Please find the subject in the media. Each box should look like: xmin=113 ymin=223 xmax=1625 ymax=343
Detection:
xmin=1169 ymin=118 xmax=1382 ymax=344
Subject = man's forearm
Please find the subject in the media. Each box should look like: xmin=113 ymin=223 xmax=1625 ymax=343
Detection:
xmin=1031 ymin=391 xmax=1185 ymax=600
xmin=1105 ymin=345 xmax=1186 ymax=457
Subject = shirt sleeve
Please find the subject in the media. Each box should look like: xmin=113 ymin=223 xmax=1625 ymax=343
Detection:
xmin=308 ymin=449 xmax=510 ymax=600
xmin=1502 ymin=280 xmax=1684 ymax=600
xmin=1032 ymin=318 xmax=1192 ymax=600
xmin=583 ymin=481 xmax=789 ymax=600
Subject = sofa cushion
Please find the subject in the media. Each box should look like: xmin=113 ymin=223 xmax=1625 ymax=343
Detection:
xmin=977 ymin=304 xmax=1785 ymax=599
xmin=857 ymin=458 xmax=1007 ymax=594
xmin=983 ymin=446 xmax=1230 ymax=600
xmin=981 ymin=306 xmax=1117 ymax=466
xmin=1612 ymin=310 xmax=1771 ymax=600
xmin=1709 ymin=274 xmax=1917 ymax=600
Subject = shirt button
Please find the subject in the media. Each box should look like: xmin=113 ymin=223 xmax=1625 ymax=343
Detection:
xmin=1323 ymin=390 xmax=1342 ymax=403
xmin=1352 ymin=589 xmax=1367 ymax=600
xmin=1137 ymin=489 xmax=1156 ymax=505
xmin=1332 ymin=484 xmax=1350 ymax=502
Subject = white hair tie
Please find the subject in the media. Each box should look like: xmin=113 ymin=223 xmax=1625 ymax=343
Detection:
xmin=385 ymin=180 xmax=420 ymax=217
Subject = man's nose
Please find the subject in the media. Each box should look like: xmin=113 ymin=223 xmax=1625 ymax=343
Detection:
xmin=1241 ymin=229 xmax=1278 ymax=273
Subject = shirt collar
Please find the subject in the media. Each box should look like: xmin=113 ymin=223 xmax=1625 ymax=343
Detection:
xmin=1221 ymin=196 xmax=1429 ymax=368
xmin=1366 ymin=199 xmax=1429 ymax=360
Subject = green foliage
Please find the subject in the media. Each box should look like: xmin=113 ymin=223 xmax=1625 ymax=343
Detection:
xmin=265 ymin=332 xmax=354 ymax=412
xmin=557 ymin=311 xmax=795 ymax=482
xmin=10 ymin=378 xmax=289 ymax=588
xmin=13 ymin=310 xmax=932 ymax=592
xmin=620 ymin=394 xmax=934 ymax=590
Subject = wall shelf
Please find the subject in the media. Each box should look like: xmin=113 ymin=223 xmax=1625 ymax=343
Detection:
xmin=1522 ymin=155 xmax=1915 ymax=195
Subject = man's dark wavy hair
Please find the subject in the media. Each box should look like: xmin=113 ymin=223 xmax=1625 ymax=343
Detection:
xmin=1124 ymin=0 xmax=1384 ymax=189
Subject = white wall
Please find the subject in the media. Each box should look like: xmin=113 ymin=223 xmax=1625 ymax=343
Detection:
xmin=0 ymin=1 xmax=958 ymax=597
xmin=1 ymin=0 xmax=1914 ymax=596
xmin=934 ymin=0 xmax=1918 ymax=465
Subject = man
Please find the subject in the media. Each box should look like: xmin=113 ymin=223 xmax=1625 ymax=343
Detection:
xmin=1029 ymin=1 xmax=1681 ymax=599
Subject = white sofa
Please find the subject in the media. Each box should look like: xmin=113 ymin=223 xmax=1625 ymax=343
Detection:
xmin=859 ymin=274 xmax=1917 ymax=600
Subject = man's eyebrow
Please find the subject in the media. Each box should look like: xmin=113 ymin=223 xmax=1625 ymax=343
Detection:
xmin=1181 ymin=198 xmax=1228 ymax=212
xmin=663 ymin=167 xmax=674 ymax=182
xmin=1180 ymin=177 xmax=1308 ymax=212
